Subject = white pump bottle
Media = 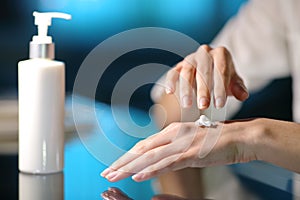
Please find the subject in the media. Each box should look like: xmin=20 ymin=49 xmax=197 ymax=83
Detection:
xmin=18 ymin=12 xmax=71 ymax=174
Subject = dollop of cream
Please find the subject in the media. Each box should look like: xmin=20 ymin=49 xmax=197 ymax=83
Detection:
xmin=194 ymin=115 xmax=216 ymax=127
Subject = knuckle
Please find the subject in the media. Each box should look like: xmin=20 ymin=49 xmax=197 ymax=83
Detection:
xmin=145 ymin=151 xmax=156 ymax=160
xmin=214 ymin=46 xmax=232 ymax=60
xmin=134 ymin=140 xmax=147 ymax=152
xmin=215 ymin=46 xmax=228 ymax=54
xmin=181 ymin=61 xmax=195 ymax=71
xmin=200 ymin=44 xmax=211 ymax=52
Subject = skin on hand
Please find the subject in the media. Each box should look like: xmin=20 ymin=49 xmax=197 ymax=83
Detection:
xmin=101 ymin=119 xmax=260 ymax=182
xmin=163 ymin=45 xmax=249 ymax=109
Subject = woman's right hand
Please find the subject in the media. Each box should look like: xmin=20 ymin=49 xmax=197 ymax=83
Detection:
xmin=162 ymin=45 xmax=249 ymax=110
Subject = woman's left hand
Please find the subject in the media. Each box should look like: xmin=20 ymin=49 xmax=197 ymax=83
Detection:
xmin=101 ymin=119 xmax=258 ymax=182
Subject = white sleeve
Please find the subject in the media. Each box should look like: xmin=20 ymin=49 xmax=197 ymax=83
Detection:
xmin=212 ymin=0 xmax=290 ymax=91
xmin=211 ymin=0 xmax=291 ymax=119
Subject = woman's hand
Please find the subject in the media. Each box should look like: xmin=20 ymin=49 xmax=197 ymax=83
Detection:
xmin=162 ymin=45 xmax=249 ymax=109
xmin=101 ymin=119 xmax=259 ymax=182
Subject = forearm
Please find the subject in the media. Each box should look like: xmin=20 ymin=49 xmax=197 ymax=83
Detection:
xmin=153 ymin=94 xmax=203 ymax=199
xmin=245 ymin=118 xmax=300 ymax=173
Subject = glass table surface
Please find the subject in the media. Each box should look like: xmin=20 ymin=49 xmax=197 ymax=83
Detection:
xmin=0 ymin=96 xmax=156 ymax=200
xmin=0 ymin=96 xmax=299 ymax=199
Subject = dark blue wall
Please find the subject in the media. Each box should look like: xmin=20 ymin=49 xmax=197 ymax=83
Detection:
xmin=0 ymin=0 xmax=247 ymax=93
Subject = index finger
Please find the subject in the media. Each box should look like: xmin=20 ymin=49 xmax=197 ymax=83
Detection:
xmin=101 ymin=128 xmax=173 ymax=178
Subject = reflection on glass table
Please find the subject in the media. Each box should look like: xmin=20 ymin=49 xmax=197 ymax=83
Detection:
xmin=19 ymin=172 xmax=64 ymax=200
xmin=0 ymin=96 xmax=156 ymax=200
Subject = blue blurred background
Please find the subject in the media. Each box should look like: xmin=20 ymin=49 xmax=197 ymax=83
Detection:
xmin=0 ymin=0 xmax=247 ymax=109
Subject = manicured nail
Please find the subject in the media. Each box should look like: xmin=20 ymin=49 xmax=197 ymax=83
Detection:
xmin=132 ymin=173 xmax=144 ymax=182
xmin=215 ymin=97 xmax=225 ymax=109
xmin=237 ymin=82 xmax=249 ymax=100
xmin=240 ymin=83 xmax=248 ymax=91
xmin=105 ymin=171 xmax=119 ymax=181
xmin=182 ymin=96 xmax=192 ymax=108
xmin=101 ymin=168 xmax=112 ymax=177
xmin=199 ymin=97 xmax=209 ymax=109
xmin=165 ymin=88 xmax=172 ymax=94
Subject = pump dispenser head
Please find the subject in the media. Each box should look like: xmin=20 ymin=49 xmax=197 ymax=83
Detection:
xmin=30 ymin=11 xmax=71 ymax=59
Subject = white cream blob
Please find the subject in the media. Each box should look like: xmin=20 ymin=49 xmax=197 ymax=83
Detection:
xmin=194 ymin=115 xmax=216 ymax=127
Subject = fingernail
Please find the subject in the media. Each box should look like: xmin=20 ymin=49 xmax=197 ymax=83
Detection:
xmin=100 ymin=168 xmax=112 ymax=177
xmin=199 ymin=97 xmax=209 ymax=109
xmin=241 ymin=91 xmax=249 ymax=100
xmin=215 ymin=97 xmax=225 ymax=109
xmin=165 ymin=87 xmax=172 ymax=94
xmin=237 ymin=83 xmax=249 ymax=100
xmin=132 ymin=173 xmax=144 ymax=182
xmin=182 ymin=96 xmax=192 ymax=108
xmin=105 ymin=171 xmax=119 ymax=181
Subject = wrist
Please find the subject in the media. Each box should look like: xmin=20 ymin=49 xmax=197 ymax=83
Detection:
xmin=233 ymin=118 xmax=268 ymax=163
xmin=245 ymin=118 xmax=272 ymax=162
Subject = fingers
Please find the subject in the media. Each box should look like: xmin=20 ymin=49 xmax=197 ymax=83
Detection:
xmin=131 ymin=153 xmax=188 ymax=182
xmin=101 ymin=128 xmax=174 ymax=181
xmin=103 ymin=142 xmax=182 ymax=182
xmin=211 ymin=47 xmax=231 ymax=109
xmin=110 ymin=130 xmax=172 ymax=168
xmin=179 ymin=62 xmax=195 ymax=108
xmin=101 ymin=122 xmax=203 ymax=183
xmin=198 ymin=46 xmax=248 ymax=109
xmin=165 ymin=61 xmax=195 ymax=108
xmin=192 ymin=45 xmax=213 ymax=110
xmin=101 ymin=123 xmax=197 ymax=182
xmin=150 ymin=75 xmax=168 ymax=102
xmin=165 ymin=63 xmax=181 ymax=94
xmin=211 ymin=47 xmax=249 ymax=107
xmin=163 ymin=45 xmax=248 ymax=110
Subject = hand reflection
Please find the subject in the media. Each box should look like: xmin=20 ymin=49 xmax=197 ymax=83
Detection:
xmin=101 ymin=187 xmax=133 ymax=200
xmin=151 ymin=194 xmax=193 ymax=200
xmin=101 ymin=187 xmax=206 ymax=200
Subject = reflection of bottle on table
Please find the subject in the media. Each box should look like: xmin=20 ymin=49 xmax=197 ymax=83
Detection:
xmin=18 ymin=12 xmax=71 ymax=174
xmin=19 ymin=172 xmax=64 ymax=200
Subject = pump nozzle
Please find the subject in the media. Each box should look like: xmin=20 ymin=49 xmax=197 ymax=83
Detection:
xmin=30 ymin=11 xmax=71 ymax=59
xmin=32 ymin=11 xmax=71 ymax=44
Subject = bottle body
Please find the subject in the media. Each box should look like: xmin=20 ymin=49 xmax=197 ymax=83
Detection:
xmin=18 ymin=58 xmax=65 ymax=174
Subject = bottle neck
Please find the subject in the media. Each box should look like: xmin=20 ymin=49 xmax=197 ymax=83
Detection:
xmin=29 ymin=42 xmax=55 ymax=59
